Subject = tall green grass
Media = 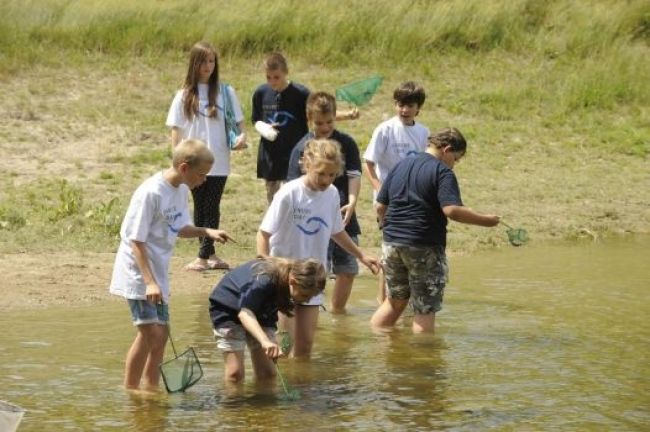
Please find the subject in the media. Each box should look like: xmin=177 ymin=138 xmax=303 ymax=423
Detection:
xmin=1 ymin=0 xmax=648 ymax=117
xmin=1 ymin=0 xmax=648 ymax=62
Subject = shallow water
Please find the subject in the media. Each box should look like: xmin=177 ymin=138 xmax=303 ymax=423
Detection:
xmin=2 ymin=236 xmax=649 ymax=431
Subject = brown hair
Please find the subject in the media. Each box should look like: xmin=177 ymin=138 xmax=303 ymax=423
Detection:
xmin=300 ymin=138 xmax=344 ymax=176
xmin=182 ymin=41 xmax=220 ymax=120
xmin=254 ymin=257 xmax=326 ymax=316
xmin=172 ymin=139 xmax=214 ymax=168
xmin=263 ymin=52 xmax=288 ymax=73
xmin=393 ymin=81 xmax=426 ymax=107
xmin=427 ymin=127 xmax=467 ymax=153
xmin=306 ymin=91 xmax=337 ymax=119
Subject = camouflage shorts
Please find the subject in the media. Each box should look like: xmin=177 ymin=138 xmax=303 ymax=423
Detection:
xmin=382 ymin=243 xmax=448 ymax=314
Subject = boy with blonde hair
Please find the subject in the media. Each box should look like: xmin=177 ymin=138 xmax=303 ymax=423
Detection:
xmin=109 ymin=139 xmax=234 ymax=391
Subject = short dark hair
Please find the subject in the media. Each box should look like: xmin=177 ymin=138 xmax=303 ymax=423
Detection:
xmin=428 ymin=127 xmax=467 ymax=153
xmin=393 ymin=81 xmax=426 ymax=107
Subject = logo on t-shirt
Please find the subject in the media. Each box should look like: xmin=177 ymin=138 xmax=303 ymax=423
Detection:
xmin=296 ymin=216 xmax=329 ymax=235
xmin=267 ymin=111 xmax=296 ymax=128
xmin=165 ymin=210 xmax=183 ymax=234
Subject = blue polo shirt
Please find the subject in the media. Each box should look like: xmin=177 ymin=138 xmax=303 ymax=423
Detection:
xmin=377 ymin=152 xmax=463 ymax=248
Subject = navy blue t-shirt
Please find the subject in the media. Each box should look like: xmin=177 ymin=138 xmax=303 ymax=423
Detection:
xmin=252 ymin=82 xmax=310 ymax=180
xmin=377 ymin=152 xmax=463 ymax=248
xmin=209 ymin=260 xmax=279 ymax=328
xmin=286 ymin=130 xmax=362 ymax=236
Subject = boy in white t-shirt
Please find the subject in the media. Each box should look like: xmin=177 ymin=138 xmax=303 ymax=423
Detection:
xmin=363 ymin=81 xmax=429 ymax=303
xmin=257 ymin=138 xmax=380 ymax=358
xmin=109 ymin=139 xmax=234 ymax=392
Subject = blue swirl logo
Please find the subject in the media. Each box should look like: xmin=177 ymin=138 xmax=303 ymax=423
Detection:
xmin=267 ymin=111 xmax=296 ymax=127
xmin=296 ymin=216 xmax=328 ymax=235
xmin=406 ymin=150 xmax=419 ymax=156
xmin=167 ymin=212 xmax=183 ymax=233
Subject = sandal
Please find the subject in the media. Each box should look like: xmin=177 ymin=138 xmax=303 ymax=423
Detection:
xmin=184 ymin=259 xmax=210 ymax=272
xmin=207 ymin=257 xmax=230 ymax=270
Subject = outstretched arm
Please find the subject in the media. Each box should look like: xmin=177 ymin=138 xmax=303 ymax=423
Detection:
xmin=178 ymin=226 xmax=235 ymax=243
xmin=331 ymin=231 xmax=381 ymax=274
xmin=443 ymin=205 xmax=500 ymax=227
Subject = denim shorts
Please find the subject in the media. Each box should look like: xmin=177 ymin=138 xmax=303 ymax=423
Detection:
xmin=127 ymin=299 xmax=170 ymax=326
xmin=327 ymin=235 xmax=359 ymax=275
xmin=213 ymin=324 xmax=277 ymax=352
xmin=382 ymin=243 xmax=448 ymax=314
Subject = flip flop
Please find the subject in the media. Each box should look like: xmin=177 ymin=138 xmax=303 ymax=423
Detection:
xmin=183 ymin=260 xmax=210 ymax=272
xmin=207 ymin=257 xmax=230 ymax=270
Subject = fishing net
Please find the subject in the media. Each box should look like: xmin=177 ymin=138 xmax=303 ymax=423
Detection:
xmin=502 ymin=222 xmax=529 ymax=247
xmin=335 ymin=75 xmax=383 ymax=106
xmin=0 ymin=400 xmax=25 ymax=432
xmin=159 ymin=334 xmax=203 ymax=393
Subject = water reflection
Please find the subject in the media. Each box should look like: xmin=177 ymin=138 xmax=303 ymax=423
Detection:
xmin=1 ymin=235 xmax=648 ymax=430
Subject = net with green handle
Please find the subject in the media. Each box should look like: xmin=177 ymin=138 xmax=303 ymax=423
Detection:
xmin=159 ymin=331 xmax=203 ymax=393
xmin=335 ymin=75 xmax=383 ymax=106
xmin=501 ymin=221 xmax=528 ymax=247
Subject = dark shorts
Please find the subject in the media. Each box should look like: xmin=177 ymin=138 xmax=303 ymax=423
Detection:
xmin=327 ymin=235 xmax=359 ymax=275
xmin=382 ymin=243 xmax=448 ymax=314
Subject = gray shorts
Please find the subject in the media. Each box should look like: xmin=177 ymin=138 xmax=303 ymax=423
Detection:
xmin=213 ymin=324 xmax=277 ymax=352
xmin=327 ymin=235 xmax=359 ymax=275
xmin=382 ymin=243 xmax=448 ymax=314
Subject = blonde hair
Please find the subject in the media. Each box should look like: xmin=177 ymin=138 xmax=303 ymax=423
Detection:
xmin=263 ymin=52 xmax=288 ymax=72
xmin=172 ymin=139 xmax=214 ymax=168
xmin=254 ymin=257 xmax=326 ymax=316
xmin=300 ymin=138 xmax=344 ymax=176
xmin=306 ymin=91 xmax=337 ymax=119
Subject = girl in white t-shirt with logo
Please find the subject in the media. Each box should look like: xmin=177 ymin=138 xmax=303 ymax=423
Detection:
xmin=166 ymin=41 xmax=247 ymax=272
xmin=257 ymin=138 xmax=381 ymax=358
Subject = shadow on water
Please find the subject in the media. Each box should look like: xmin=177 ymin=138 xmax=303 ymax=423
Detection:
xmin=1 ymin=235 xmax=649 ymax=430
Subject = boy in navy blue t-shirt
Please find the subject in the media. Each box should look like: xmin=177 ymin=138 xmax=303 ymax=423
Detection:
xmin=370 ymin=127 xmax=500 ymax=333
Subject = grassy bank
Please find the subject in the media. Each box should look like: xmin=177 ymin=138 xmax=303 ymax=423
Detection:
xmin=0 ymin=0 xmax=649 ymax=258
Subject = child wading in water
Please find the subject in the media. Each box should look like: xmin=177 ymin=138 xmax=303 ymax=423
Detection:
xmin=166 ymin=41 xmax=247 ymax=272
xmin=370 ymin=128 xmax=500 ymax=333
xmin=363 ymin=81 xmax=429 ymax=304
xmin=287 ymin=91 xmax=363 ymax=314
xmin=109 ymin=139 xmax=233 ymax=392
xmin=209 ymin=258 xmax=326 ymax=383
xmin=257 ymin=138 xmax=381 ymax=358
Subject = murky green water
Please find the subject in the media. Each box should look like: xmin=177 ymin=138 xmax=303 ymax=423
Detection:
xmin=2 ymin=236 xmax=649 ymax=431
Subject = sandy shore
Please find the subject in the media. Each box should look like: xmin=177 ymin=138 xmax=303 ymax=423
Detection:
xmin=0 ymin=252 xmax=228 ymax=312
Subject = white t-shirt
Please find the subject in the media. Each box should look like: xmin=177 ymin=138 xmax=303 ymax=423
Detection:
xmin=363 ymin=115 xmax=429 ymax=185
xmin=259 ymin=178 xmax=344 ymax=305
xmin=109 ymin=172 xmax=192 ymax=303
xmin=166 ymin=83 xmax=244 ymax=176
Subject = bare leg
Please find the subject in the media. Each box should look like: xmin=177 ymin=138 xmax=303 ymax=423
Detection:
xmin=291 ymin=305 xmax=320 ymax=358
xmin=250 ymin=347 xmax=276 ymax=380
xmin=223 ymin=350 xmax=246 ymax=383
xmin=124 ymin=324 xmax=167 ymax=390
xmin=370 ymin=297 xmax=409 ymax=329
xmin=412 ymin=313 xmax=435 ymax=334
xmin=330 ymin=273 xmax=355 ymax=314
